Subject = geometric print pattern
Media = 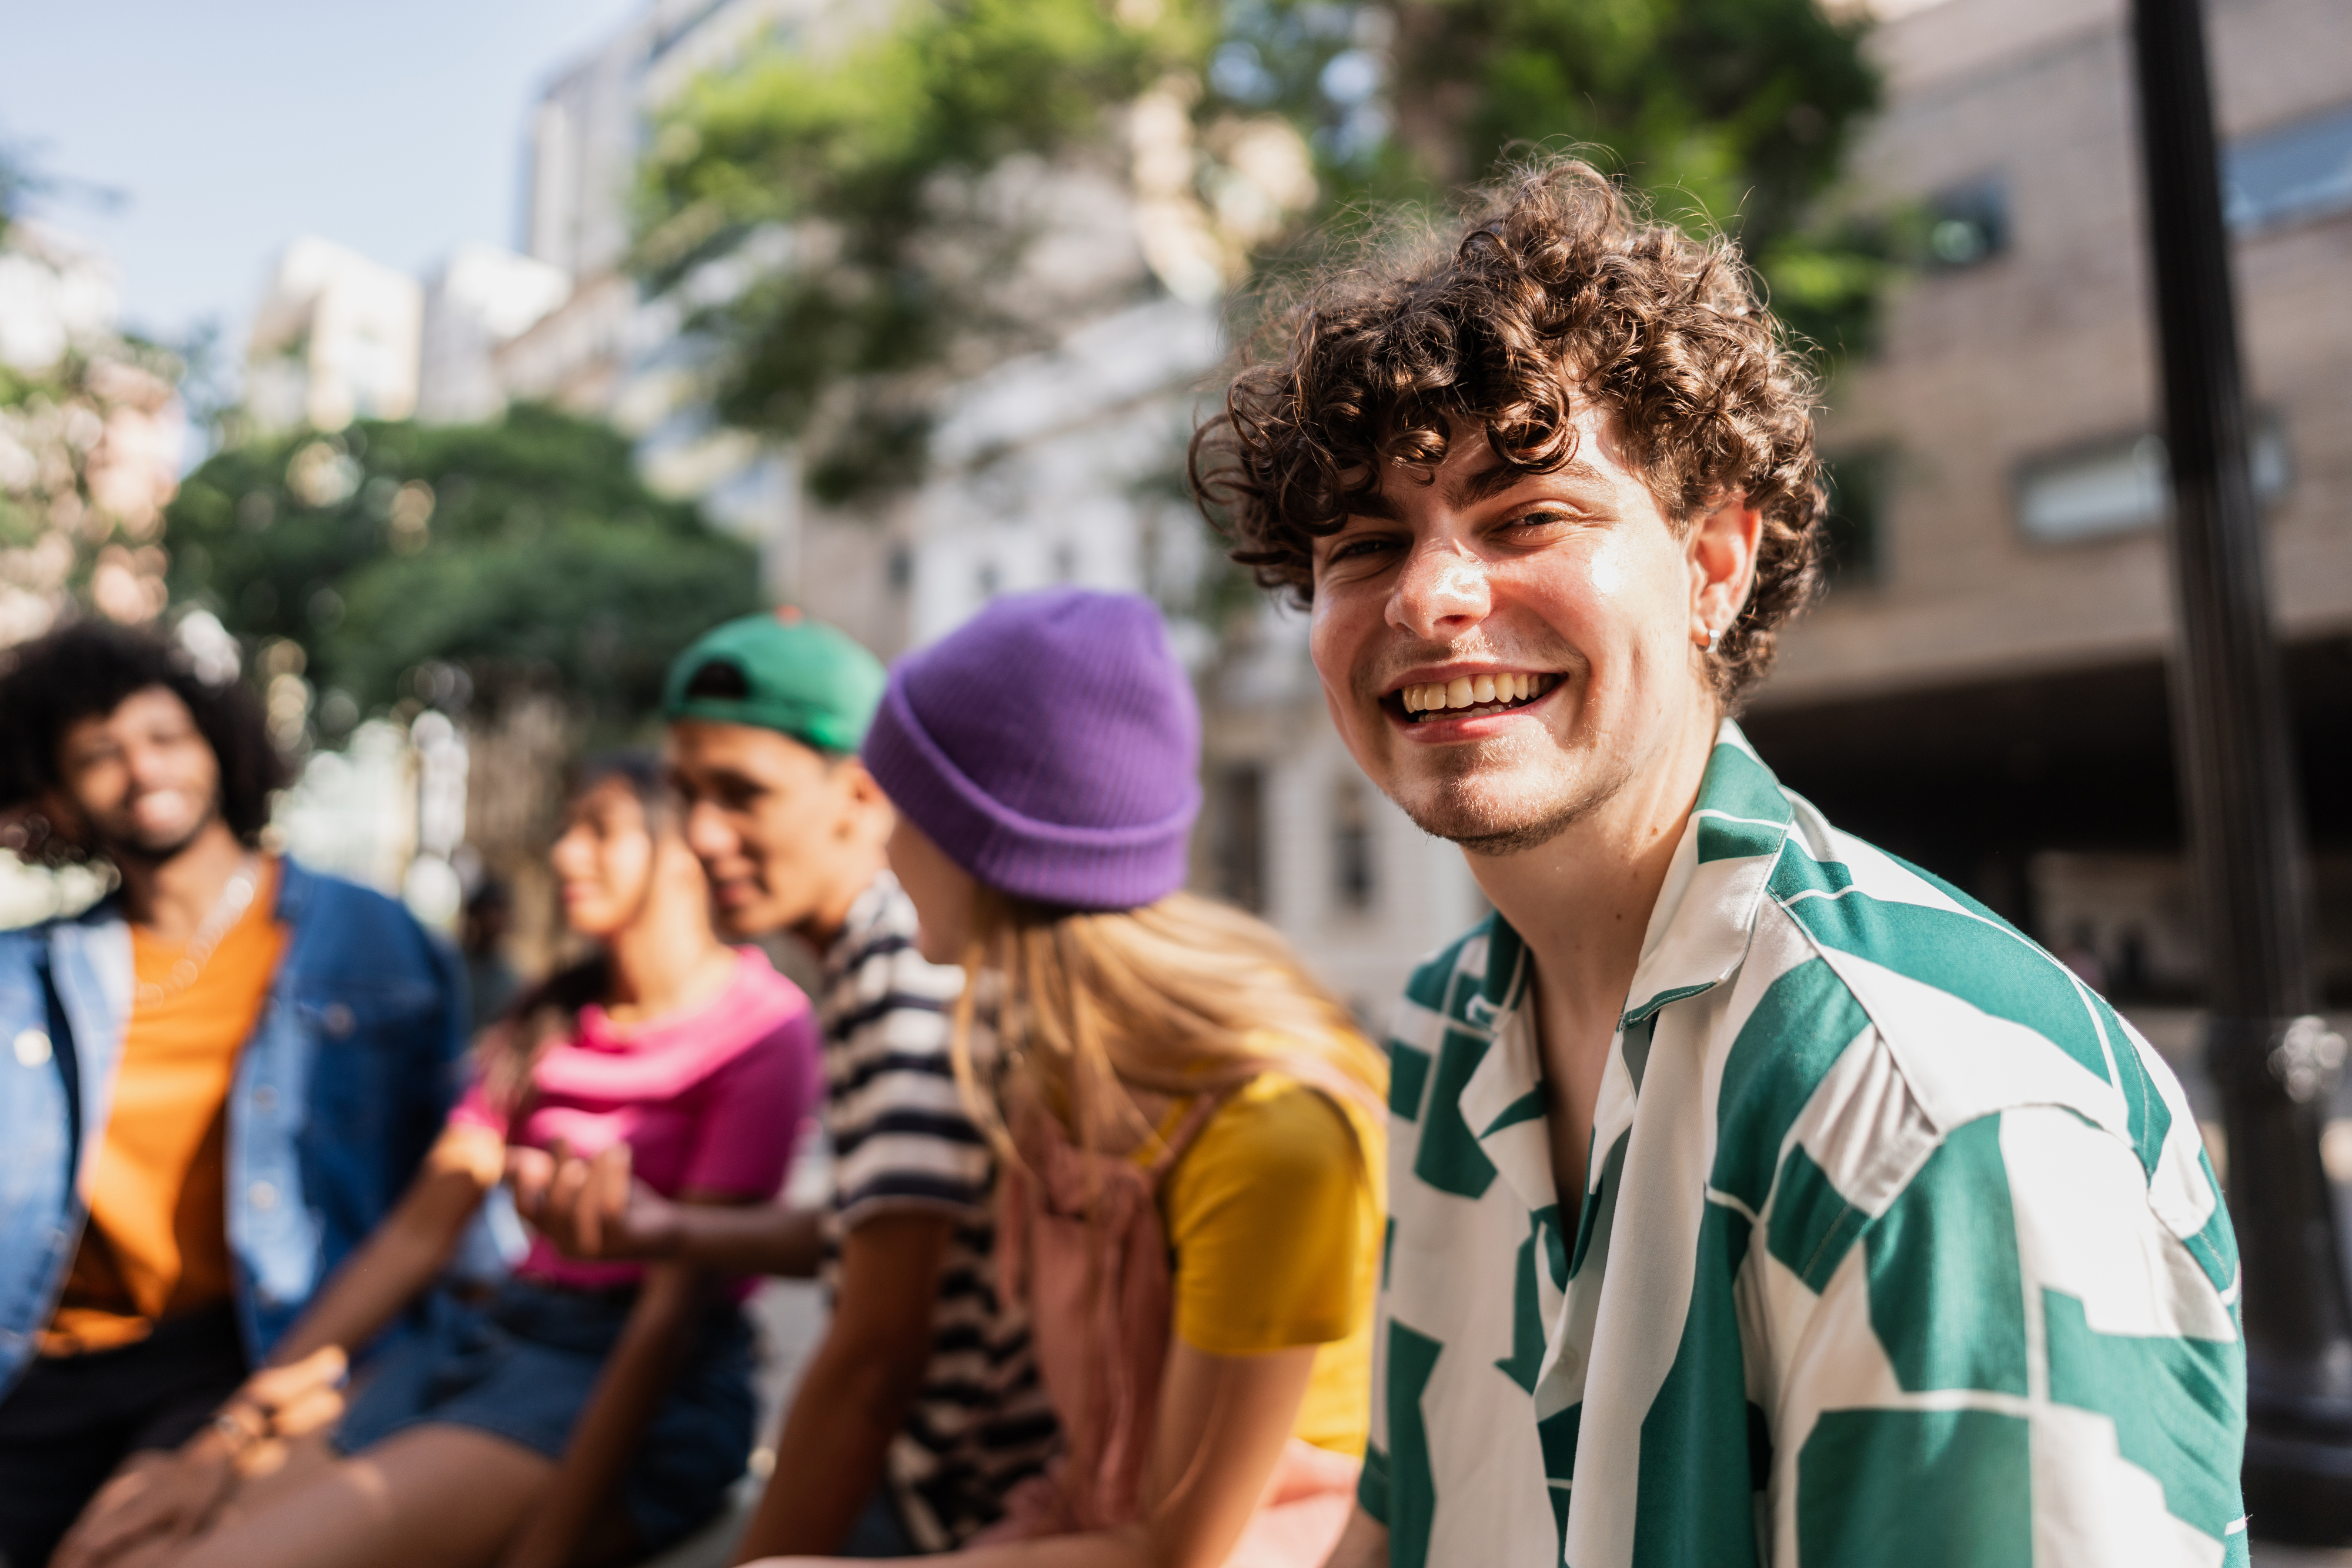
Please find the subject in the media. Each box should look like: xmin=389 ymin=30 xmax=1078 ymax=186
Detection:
xmin=1358 ymin=724 xmax=2246 ymax=1567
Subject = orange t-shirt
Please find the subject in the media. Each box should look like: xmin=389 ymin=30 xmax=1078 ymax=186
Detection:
xmin=42 ymin=860 xmax=286 ymax=1356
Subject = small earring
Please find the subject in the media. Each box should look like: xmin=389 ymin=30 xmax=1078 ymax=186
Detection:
xmin=1699 ymin=623 xmax=1720 ymax=654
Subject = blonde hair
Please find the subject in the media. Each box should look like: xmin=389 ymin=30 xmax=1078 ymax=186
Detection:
xmin=948 ymin=889 xmax=1387 ymax=1166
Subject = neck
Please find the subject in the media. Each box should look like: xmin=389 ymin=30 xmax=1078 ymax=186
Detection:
xmin=790 ymin=850 xmax=887 ymax=954
xmin=1469 ymin=704 xmax=1722 ymax=1039
xmin=119 ymin=820 xmax=250 ymax=944
xmin=603 ymin=896 xmax=733 ymax=1024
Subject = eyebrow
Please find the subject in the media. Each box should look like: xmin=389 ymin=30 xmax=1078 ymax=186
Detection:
xmin=1446 ymin=456 xmax=1608 ymax=507
xmin=1332 ymin=454 xmax=1613 ymax=529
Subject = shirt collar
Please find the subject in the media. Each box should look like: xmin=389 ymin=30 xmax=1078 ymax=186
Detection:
xmin=1455 ymin=721 xmax=1795 ymax=1203
xmin=821 ymin=868 xmax=907 ymax=976
xmin=1618 ymin=720 xmax=1794 ymax=1026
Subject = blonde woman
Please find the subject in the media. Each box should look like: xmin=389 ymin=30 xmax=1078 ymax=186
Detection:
xmin=757 ymin=589 xmax=1385 ymax=1568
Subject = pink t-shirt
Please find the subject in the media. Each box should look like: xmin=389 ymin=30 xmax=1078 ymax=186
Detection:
xmin=453 ymin=947 xmax=820 ymax=1292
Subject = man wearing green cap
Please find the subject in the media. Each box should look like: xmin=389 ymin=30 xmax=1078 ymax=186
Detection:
xmin=513 ymin=609 xmax=1054 ymax=1559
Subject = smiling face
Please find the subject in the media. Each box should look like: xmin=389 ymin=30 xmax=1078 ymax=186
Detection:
xmin=52 ymin=685 xmax=225 ymax=864
xmin=550 ymin=776 xmax=665 ymax=940
xmin=1308 ymin=404 xmax=1758 ymax=855
xmin=666 ymin=719 xmax=894 ymax=942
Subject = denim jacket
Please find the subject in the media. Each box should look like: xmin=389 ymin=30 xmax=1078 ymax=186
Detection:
xmin=0 ymin=857 xmax=467 ymax=1396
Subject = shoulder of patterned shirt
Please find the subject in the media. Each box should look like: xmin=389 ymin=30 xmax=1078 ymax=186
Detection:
xmin=1382 ymin=764 xmax=2234 ymax=1305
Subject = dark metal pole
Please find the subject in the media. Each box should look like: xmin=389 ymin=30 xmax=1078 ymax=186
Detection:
xmin=2127 ymin=0 xmax=2352 ymax=1540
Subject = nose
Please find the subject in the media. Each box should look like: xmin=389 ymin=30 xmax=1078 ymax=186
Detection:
xmin=1387 ymin=537 xmax=1492 ymax=642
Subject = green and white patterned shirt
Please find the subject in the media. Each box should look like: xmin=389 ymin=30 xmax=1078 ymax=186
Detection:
xmin=1361 ymin=724 xmax=2246 ymax=1567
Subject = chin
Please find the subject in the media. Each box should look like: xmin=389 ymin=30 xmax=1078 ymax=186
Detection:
xmin=1387 ymin=751 xmax=1622 ymax=857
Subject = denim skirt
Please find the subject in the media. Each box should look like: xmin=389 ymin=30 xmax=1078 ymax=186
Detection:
xmin=336 ymin=1276 xmax=755 ymax=1550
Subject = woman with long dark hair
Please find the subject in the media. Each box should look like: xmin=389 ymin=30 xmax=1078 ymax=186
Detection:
xmin=61 ymin=753 xmax=820 ymax=1568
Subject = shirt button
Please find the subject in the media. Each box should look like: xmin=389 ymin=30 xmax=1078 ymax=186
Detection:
xmin=322 ymin=1004 xmax=355 ymax=1037
xmin=249 ymin=1181 xmax=279 ymax=1211
xmin=12 ymin=1029 xmax=51 ymax=1068
xmin=252 ymin=1086 xmax=278 ymax=1114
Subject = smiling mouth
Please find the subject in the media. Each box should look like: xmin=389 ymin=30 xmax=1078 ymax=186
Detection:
xmin=1392 ymin=673 xmax=1559 ymax=723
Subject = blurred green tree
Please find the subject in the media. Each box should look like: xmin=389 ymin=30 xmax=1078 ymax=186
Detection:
xmin=1369 ymin=0 xmax=1886 ymax=357
xmin=163 ymin=404 xmax=761 ymax=730
xmin=637 ymin=0 xmax=1887 ymax=500
xmin=1 ymin=146 xmax=187 ymax=644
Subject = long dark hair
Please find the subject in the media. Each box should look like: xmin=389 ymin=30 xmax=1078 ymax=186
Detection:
xmin=476 ymin=751 xmax=674 ymax=1119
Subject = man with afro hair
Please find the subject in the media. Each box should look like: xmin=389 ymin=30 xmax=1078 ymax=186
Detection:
xmin=0 ymin=621 xmax=465 ymax=1566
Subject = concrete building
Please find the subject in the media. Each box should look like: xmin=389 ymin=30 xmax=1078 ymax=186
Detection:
xmin=416 ymin=244 xmax=572 ymax=424
xmin=245 ymin=237 xmax=423 ymax=432
xmin=1744 ymin=0 xmax=2352 ymax=1001
xmin=493 ymin=0 xmax=867 ymax=594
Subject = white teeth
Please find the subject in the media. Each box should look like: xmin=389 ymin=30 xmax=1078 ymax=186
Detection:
xmin=1398 ymin=673 xmax=1553 ymax=716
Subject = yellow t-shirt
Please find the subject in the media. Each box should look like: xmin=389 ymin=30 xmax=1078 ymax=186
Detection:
xmin=43 ymin=860 xmax=286 ymax=1355
xmin=1155 ymin=1066 xmax=1387 ymax=1457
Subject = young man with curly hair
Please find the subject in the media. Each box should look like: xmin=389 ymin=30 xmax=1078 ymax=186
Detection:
xmin=0 ymin=622 xmax=467 ymax=1567
xmin=1193 ymin=159 xmax=2246 ymax=1567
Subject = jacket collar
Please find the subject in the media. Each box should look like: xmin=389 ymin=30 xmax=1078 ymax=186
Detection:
xmin=1455 ymin=721 xmax=1796 ymax=1213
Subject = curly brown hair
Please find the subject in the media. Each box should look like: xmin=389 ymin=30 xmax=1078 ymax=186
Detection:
xmin=1189 ymin=156 xmax=1827 ymax=705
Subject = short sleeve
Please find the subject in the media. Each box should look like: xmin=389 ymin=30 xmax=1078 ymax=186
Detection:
xmin=680 ymin=1005 xmax=821 ymax=1198
xmin=1162 ymin=1077 xmax=1377 ymax=1356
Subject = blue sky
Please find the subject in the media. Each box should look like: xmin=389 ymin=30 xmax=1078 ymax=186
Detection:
xmin=1 ymin=0 xmax=643 ymax=349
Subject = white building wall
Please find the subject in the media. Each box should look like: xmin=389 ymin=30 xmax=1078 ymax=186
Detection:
xmin=246 ymin=237 xmax=422 ymax=432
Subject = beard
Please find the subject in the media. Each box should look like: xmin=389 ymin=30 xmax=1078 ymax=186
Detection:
xmin=95 ymin=797 xmax=222 ymax=869
xmin=1374 ymin=714 xmax=1637 ymax=851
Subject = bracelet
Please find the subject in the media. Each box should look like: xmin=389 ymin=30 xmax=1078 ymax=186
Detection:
xmin=208 ymin=1403 xmax=268 ymax=1452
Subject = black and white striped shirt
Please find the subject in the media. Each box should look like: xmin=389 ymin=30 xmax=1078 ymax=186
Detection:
xmin=818 ymin=872 xmax=1056 ymax=1548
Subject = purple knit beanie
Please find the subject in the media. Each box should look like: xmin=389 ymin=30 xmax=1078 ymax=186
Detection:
xmin=861 ymin=589 xmax=1201 ymax=911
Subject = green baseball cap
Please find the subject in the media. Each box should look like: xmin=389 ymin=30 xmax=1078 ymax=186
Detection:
xmin=662 ymin=609 xmax=887 ymax=754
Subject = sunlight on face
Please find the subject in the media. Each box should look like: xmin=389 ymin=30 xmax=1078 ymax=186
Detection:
xmin=549 ymin=777 xmax=660 ymax=940
xmin=1305 ymin=406 xmax=1716 ymax=855
xmin=666 ymin=720 xmax=874 ymax=940
xmin=56 ymin=686 xmax=223 ymax=861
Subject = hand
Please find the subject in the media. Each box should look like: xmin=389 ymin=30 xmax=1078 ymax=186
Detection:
xmin=507 ymin=1141 xmax=680 ymax=1260
xmin=52 ymin=1437 xmax=238 ymax=1568
xmin=242 ymin=1344 xmax=350 ymax=1437
xmin=52 ymin=1342 xmax=355 ymax=1567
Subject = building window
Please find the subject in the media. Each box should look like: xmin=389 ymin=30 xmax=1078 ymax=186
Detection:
xmin=1212 ymin=764 xmax=1265 ymax=913
xmin=1818 ymin=450 xmax=1886 ymax=586
xmin=2015 ymin=419 xmax=2291 ymax=545
xmin=1332 ymin=776 xmax=1376 ymax=914
xmin=1925 ymin=178 xmax=2007 ymax=270
xmin=2226 ymin=101 xmax=2352 ymax=233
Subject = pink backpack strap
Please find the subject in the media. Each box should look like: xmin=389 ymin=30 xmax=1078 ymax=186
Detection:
xmin=1142 ymin=1089 xmax=1231 ymax=1186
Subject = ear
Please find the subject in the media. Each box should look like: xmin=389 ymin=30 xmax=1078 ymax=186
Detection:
xmin=829 ymin=756 xmax=894 ymax=841
xmin=1686 ymin=490 xmax=1763 ymax=650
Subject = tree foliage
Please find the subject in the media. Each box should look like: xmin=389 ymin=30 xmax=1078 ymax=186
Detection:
xmin=637 ymin=0 xmax=1888 ymax=496
xmin=163 ymin=404 xmax=760 ymax=728
xmin=1 ymin=148 xmax=186 ymax=645
xmin=637 ymin=0 xmax=1218 ymax=500
xmin=1376 ymin=0 xmax=1885 ymax=356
